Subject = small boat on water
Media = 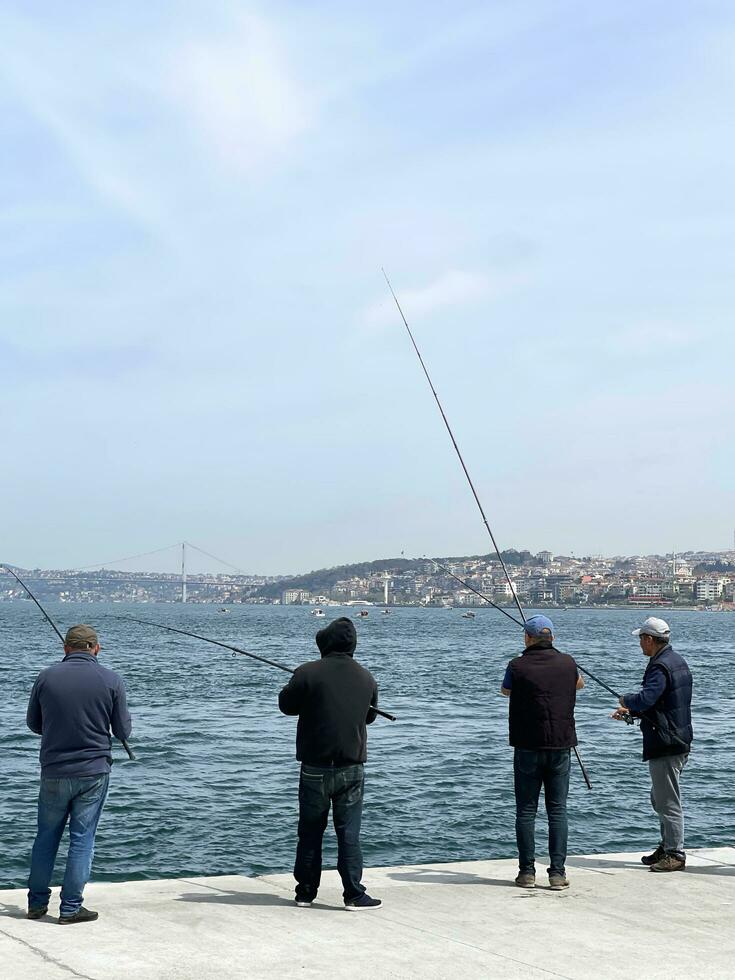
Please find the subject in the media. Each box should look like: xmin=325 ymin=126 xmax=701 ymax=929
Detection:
xmin=462 ymin=611 xmax=476 ymax=619
xmin=218 ymin=607 xmax=229 ymax=613
xmin=382 ymin=609 xmax=391 ymax=615
xmin=312 ymin=608 xmax=325 ymax=617
xmin=359 ymin=610 xmax=369 ymax=617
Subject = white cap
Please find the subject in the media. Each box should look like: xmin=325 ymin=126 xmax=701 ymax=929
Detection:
xmin=632 ymin=616 xmax=671 ymax=640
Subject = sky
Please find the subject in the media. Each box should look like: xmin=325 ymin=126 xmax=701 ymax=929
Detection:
xmin=1 ymin=1 xmax=733 ymax=576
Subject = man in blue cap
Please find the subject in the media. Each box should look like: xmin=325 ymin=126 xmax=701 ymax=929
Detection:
xmin=501 ymin=615 xmax=584 ymax=890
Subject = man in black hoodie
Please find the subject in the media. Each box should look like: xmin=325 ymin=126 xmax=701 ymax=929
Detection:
xmin=278 ymin=617 xmax=381 ymax=911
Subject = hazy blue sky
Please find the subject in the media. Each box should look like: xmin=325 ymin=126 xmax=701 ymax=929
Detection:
xmin=1 ymin=1 xmax=733 ymax=576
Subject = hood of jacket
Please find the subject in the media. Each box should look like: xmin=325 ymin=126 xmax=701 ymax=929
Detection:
xmin=316 ymin=617 xmax=357 ymax=657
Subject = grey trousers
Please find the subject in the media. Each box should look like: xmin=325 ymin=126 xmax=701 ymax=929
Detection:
xmin=648 ymin=754 xmax=688 ymax=856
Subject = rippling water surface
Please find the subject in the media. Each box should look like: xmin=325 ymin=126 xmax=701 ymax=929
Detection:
xmin=1 ymin=603 xmax=733 ymax=888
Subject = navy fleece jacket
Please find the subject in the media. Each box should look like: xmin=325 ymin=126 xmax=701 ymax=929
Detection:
xmin=27 ymin=651 xmax=132 ymax=777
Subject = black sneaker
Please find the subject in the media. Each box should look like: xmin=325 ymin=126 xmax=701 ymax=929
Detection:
xmin=641 ymin=845 xmax=665 ymax=867
xmin=294 ymin=898 xmax=313 ymax=908
xmin=59 ymin=907 xmax=99 ymax=925
xmin=27 ymin=907 xmax=48 ymax=920
xmin=345 ymin=893 xmax=382 ymax=911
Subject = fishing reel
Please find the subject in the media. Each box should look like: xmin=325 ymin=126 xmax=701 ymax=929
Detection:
xmin=613 ymin=705 xmax=637 ymax=726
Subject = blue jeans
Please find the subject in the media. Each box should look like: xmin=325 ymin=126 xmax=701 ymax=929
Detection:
xmin=514 ymin=748 xmax=570 ymax=876
xmin=27 ymin=774 xmax=110 ymax=916
xmin=294 ymin=763 xmax=366 ymax=903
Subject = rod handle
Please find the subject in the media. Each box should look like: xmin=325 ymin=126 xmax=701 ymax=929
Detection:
xmin=573 ymin=746 xmax=592 ymax=790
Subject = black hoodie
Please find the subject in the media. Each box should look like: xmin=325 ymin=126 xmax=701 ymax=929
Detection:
xmin=278 ymin=618 xmax=378 ymax=766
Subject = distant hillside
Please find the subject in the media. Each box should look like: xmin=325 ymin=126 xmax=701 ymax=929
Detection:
xmin=254 ymin=557 xmax=417 ymax=599
xmin=254 ymin=550 xmax=534 ymax=599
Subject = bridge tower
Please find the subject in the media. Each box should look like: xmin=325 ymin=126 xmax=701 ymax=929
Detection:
xmin=181 ymin=542 xmax=187 ymax=603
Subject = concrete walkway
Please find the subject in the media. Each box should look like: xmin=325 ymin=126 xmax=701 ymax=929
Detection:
xmin=1 ymin=848 xmax=733 ymax=979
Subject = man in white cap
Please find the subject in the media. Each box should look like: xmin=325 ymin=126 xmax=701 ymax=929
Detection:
xmin=612 ymin=617 xmax=693 ymax=872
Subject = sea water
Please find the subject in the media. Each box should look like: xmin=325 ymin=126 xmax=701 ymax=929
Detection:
xmin=0 ymin=603 xmax=732 ymax=887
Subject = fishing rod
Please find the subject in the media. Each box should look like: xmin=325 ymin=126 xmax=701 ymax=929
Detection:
xmin=2 ymin=565 xmax=136 ymax=760
xmin=383 ymin=269 xmax=526 ymax=626
xmin=440 ymin=572 xmax=599 ymax=786
xmin=121 ymin=616 xmax=398 ymax=722
xmin=434 ymin=582 xmax=597 ymax=788
xmin=429 ymin=559 xmax=525 ymax=628
xmin=429 ymin=561 xmax=635 ymax=725
xmin=573 ymin=747 xmax=592 ymax=789
xmin=384 ymin=271 xmax=595 ymax=785
xmin=2 ymin=565 xmax=65 ymax=642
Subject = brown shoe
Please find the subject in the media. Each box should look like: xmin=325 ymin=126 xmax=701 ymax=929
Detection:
xmin=548 ymin=874 xmax=570 ymax=891
xmin=515 ymin=872 xmax=536 ymax=888
xmin=650 ymin=853 xmax=686 ymax=873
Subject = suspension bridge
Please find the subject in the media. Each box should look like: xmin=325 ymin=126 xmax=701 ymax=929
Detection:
xmin=1 ymin=542 xmax=274 ymax=604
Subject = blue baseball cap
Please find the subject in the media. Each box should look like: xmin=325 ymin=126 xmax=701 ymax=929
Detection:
xmin=524 ymin=614 xmax=554 ymax=638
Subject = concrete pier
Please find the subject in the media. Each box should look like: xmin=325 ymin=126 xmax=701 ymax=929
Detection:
xmin=1 ymin=848 xmax=733 ymax=979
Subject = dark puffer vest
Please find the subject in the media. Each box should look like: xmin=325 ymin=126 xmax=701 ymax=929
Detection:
xmin=507 ymin=641 xmax=578 ymax=750
xmin=634 ymin=646 xmax=693 ymax=761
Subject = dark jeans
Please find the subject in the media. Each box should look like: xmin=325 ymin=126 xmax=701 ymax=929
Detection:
xmin=514 ymin=748 xmax=570 ymax=876
xmin=28 ymin=773 xmax=110 ymax=916
xmin=294 ymin=763 xmax=365 ymax=903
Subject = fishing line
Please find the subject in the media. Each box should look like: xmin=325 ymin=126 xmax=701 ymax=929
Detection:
xmin=120 ymin=616 xmax=397 ymax=722
xmin=2 ymin=565 xmax=136 ymax=760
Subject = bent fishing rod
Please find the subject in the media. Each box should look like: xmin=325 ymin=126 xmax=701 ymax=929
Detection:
xmin=435 ymin=567 xmax=595 ymax=788
xmin=384 ymin=271 xmax=594 ymax=786
xmin=120 ymin=616 xmax=398 ymax=722
xmin=430 ymin=561 xmax=635 ymax=725
xmin=2 ymin=565 xmax=136 ymax=760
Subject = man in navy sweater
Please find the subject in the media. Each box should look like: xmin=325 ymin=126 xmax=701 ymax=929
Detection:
xmin=26 ymin=624 xmax=132 ymax=923
xmin=612 ymin=617 xmax=693 ymax=872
